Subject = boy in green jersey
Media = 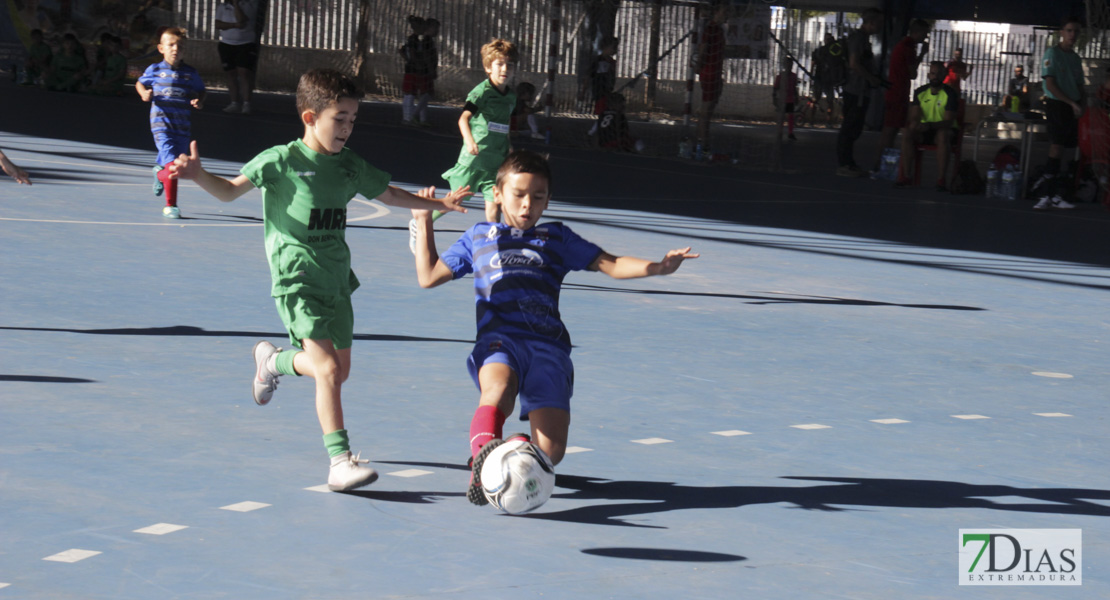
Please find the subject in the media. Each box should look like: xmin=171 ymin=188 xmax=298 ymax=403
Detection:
xmin=440 ymin=38 xmax=518 ymax=224
xmin=171 ymin=68 xmax=470 ymax=491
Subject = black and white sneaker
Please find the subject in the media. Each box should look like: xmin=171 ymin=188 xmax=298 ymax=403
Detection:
xmin=467 ymin=439 xmax=504 ymax=506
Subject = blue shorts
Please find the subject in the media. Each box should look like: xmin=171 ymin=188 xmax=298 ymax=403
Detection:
xmin=467 ymin=334 xmax=574 ymax=420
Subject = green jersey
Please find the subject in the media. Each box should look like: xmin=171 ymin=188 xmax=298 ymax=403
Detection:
xmin=241 ymin=139 xmax=391 ymax=298
xmin=1041 ymin=45 xmax=1084 ymax=103
xmin=442 ymin=79 xmax=515 ymax=193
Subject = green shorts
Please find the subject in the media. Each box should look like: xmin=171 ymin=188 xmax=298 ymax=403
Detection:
xmin=274 ymin=292 xmax=354 ymax=350
xmin=443 ymin=164 xmax=497 ymax=201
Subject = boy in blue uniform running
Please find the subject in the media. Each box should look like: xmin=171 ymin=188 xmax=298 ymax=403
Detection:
xmin=136 ymin=27 xmax=206 ymax=219
xmin=172 ymin=68 xmax=470 ymax=491
xmin=410 ymin=150 xmax=698 ymax=505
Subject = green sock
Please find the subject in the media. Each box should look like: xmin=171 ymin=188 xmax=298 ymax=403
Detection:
xmin=323 ymin=429 xmax=350 ymax=458
xmin=275 ymin=349 xmax=301 ymax=376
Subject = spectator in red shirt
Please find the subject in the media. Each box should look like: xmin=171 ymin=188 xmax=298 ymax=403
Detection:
xmin=943 ymin=47 xmax=973 ymax=92
xmin=873 ymin=19 xmax=930 ymax=174
xmin=695 ymin=3 xmax=730 ymax=148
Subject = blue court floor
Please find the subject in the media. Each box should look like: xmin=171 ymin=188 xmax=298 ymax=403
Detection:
xmin=1 ymin=83 xmax=1108 ymax=599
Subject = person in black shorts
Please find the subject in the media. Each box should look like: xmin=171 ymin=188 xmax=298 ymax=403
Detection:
xmin=216 ymin=0 xmax=260 ymax=114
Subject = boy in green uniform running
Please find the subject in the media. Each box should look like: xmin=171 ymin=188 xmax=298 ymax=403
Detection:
xmin=171 ymin=68 xmax=470 ymax=491
xmin=441 ymin=38 xmax=518 ymax=224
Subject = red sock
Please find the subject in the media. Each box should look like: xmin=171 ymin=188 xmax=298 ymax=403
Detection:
xmin=158 ymin=165 xmax=177 ymax=207
xmin=469 ymin=405 xmax=506 ymax=458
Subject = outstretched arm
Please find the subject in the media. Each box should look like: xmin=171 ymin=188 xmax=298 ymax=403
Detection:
xmin=591 ymin=247 xmax=699 ymax=279
xmin=0 ymin=149 xmax=31 ymax=185
xmin=377 ymin=184 xmax=470 ymax=214
xmin=170 ymin=140 xmax=254 ymax=202
xmin=410 ymin=192 xmax=456 ymax=289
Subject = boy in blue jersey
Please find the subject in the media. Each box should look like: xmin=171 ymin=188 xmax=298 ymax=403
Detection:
xmin=136 ymin=27 xmax=206 ymax=219
xmin=410 ymin=150 xmax=698 ymax=506
xmin=172 ymin=68 xmax=470 ymax=492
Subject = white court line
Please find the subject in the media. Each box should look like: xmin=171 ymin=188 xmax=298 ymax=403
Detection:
xmin=791 ymin=424 xmax=832 ymax=430
xmin=387 ymin=469 xmax=434 ymax=478
xmin=564 ymin=446 xmax=593 ymax=454
xmin=304 ymin=484 xmax=332 ymax=493
xmin=631 ymin=438 xmax=673 ymax=445
xmin=871 ymin=418 xmax=910 ymax=424
xmin=1031 ymin=371 xmax=1074 ymax=379
xmin=1034 ymin=412 xmax=1073 ymax=418
xmin=219 ymin=501 xmax=271 ymax=512
xmin=951 ymin=414 xmax=990 ymax=420
xmin=43 ymin=549 xmax=101 ymax=563
xmin=0 ymin=197 xmax=389 ymax=226
xmin=134 ymin=523 xmax=189 ymax=535
xmin=712 ymin=430 xmax=751 ymax=436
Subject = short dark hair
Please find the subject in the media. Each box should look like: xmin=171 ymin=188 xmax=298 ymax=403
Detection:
xmin=909 ymin=19 xmax=930 ymax=35
xmin=1062 ymin=15 xmax=1084 ymax=28
xmin=929 ymin=60 xmax=946 ymax=71
xmin=296 ymin=68 xmax=364 ymax=115
xmin=496 ymin=150 xmax=552 ymax=190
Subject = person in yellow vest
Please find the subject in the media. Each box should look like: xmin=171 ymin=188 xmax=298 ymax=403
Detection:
xmin=896 ymin=61 xmax=959 ymax=191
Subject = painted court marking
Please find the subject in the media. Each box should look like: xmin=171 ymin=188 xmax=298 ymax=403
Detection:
xmin=1031 ymin=371 xmax=1074 ymax=379
xmin=870 ymin=418 xmax=910 ymax=424
xmin=564 ymin=446 xmax=593 ymax=454
xmin=951 ymin=414 xmax=990 ymax=420
xmin=219 ymin=501 xmax=271 ymax=512
xmin=133 ymin=523 xmax=189 ymax=536
xmin=631 ymin=438 xmax=673 ymax=445
xmin=304 ymin=484 xmax=332 ymax=493
xmin=1034 ymin=412 xmax=1073 ymax=418
xmin=711 ymin=430 xmax=751 ymax=436
xmin=791 ymin=424 xmax=831 ymax=430
xmin=386 ymin=469 xmax=434 ymax=478
xmin=42 ymin=549 xmax=101 ymax=563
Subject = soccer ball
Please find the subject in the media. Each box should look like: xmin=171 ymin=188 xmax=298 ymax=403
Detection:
xmin=480 ymin=439 xmax=556 ymax=514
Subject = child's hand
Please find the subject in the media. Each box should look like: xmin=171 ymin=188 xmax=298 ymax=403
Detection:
xmin=467 ymin=141 xmax=479 ymax=155
xmin=440 ymin=185 xmax=472 ymax=213
xmin=137 ymin=87 xmax=153 ymax=102
xmin=191 ymin=98 xmax=204 ymax=110
xmin=653 ymin=247 xmax=699 ymax=276
xmin=169 ymin=140 xmax=202 ymax=180
xmin=411 ymin=186 xmax=438 ymax=220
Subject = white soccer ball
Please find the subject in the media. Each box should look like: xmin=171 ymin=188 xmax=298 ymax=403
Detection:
xmin=480 ymin=439 xmax=556 ymax=514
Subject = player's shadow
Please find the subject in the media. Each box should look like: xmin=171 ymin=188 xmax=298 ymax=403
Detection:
xmin=0 ymin=325 xmax=473 ymax=344
xmin=0 ymin=374 xmax=96 ymax=383
xmin=527 ymin=475 xmax=1110 ymax=528
xmin=563 ymin=283 xmax=986 ymax=311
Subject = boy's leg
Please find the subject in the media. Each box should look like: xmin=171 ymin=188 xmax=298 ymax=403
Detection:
xmin=527 ymin=407 xmax=570 ymax=466
xmin=157 ymin=165 xmax=180 ymax=218
xmin=471 ymin=362 xmax=517 ymax=456
xmin=417 ymin=92 xmax=430 ymax=123
xmin=293 ymin=338 xmax=350 ymax=435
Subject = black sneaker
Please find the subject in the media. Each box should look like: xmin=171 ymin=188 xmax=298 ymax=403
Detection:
xmin=467 ymin=439 xmax=504 ymax=506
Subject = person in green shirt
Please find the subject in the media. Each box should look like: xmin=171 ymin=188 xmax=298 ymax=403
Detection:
xmin=1033 ymin=16 xmax=1085 ymax=210
xmin=47 ymin=33 xmax=88 ymax=93
xmin=171 ymin=68 xmax=471 ymax=491
xmin=896 ymin=61 xmax=959 ymax=191
xmin=440 ymin=38 xmax=518 ymax=224
xmin=23 ymin=29 xmax=52 ymax=86
xmin=91 ymin=35 xmax=127 ymax=96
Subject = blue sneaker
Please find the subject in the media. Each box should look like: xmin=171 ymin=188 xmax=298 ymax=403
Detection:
xmin=152 ymin=165 xmax=164 ymax=197
xmin=162 ymin=206 xmax=180 ymax=219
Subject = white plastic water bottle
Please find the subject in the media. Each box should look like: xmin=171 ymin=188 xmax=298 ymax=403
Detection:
xmin=1009 ymin=169 xmax=1022 ymax=201
xmin=986 ymin=167 xmax=998 ymax=198
xmin=1001 ymin=166 xmax=1015 ymax=201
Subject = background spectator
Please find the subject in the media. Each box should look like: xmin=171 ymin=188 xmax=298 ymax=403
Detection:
xmin=216 ymin=0 xmax=260 ymax=114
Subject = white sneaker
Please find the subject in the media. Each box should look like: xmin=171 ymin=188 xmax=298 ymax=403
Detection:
xmin=1051 ymin=196 xmax=1075 ymax=209
xmin=162 ymin=206 xmax=181 ymax=219
xmin=1033 ymin=196 xmax=1053 ymax=210
xmin=328 ymin=451 xmax=379 ymax=491
xmin=223 ymin=102 xmax=241 ymax=114
xmin=241 ymin=102 xmax=251 ymax=115
xmin=408 ymin=218 xmax=418 ymax=255
xmin=251 ymin=340 xmax=281 ymax=405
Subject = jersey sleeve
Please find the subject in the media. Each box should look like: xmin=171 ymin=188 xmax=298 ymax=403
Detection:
xmin=557 ymin=225 xmax=604 ymax=271
xmin=137 ymin=65 xmax=156 ymax=88
xmin=1041 ymin=47 xmax=1056 ymax=79
xmin=240 ymin=147 xmax=281 ymax=191
xmin=440 ymin=228 xmax=476 ymax=279
xmin=351 ymin=156 xmax=391 ymax=201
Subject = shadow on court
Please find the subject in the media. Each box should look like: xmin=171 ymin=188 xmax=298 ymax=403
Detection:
xmin=0 ymin=325 xmax=473 ymax=344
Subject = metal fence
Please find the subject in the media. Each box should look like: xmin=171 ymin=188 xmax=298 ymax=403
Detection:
xmin=174 ymin=0 xmax=1110 ymax=116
